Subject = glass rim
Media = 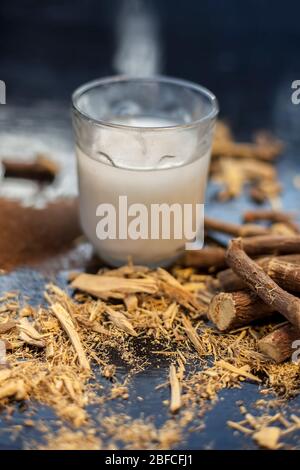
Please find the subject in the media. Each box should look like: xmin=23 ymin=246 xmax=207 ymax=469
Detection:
xmin=72 ymin=75 xmax=219 ymax=131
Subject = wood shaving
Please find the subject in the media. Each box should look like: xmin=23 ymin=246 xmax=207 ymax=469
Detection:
xmin=51 ymin=303 xmax=90 ymax=371
xmin=169 ymin=364 xmax=181 ymax=413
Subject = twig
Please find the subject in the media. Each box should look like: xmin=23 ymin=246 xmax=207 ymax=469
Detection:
xmin=243 ymin=210 xmax=300 ymax=233
xmin=182 ymin=315 xmax=203 ymax=356
xmin=217 ymin=255 xmax=300 ymax=292
xmin=182 ymin=246 xmax=226 ymax=270
xmin=205 ymin=216 xmax=270 ymax=237
xmin=241 ymin=235 xmax=300 ymax=257
xmin=2 ymin=154 xmax=59 ymax=182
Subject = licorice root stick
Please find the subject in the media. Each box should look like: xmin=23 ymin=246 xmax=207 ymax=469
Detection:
xmin=226 ymin=238 xmax=300 ymax=330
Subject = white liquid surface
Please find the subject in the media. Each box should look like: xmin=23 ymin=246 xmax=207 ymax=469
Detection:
xmin=110 ymin=115 xmax=179 ymax=127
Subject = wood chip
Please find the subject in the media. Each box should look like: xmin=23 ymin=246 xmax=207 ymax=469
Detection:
xmin=0 ymin=379 xmax=26 ymax=400
xmin=18 ymin=318 xmax=44 ymax=341
xmin=105 ymin=306 xmax=138 ymax=337
xmin=253 ymin=426 xmax=281 ymax=449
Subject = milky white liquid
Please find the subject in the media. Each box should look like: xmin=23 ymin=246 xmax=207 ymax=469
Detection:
xmin=76 ymin=116 xmax=211 ymax=266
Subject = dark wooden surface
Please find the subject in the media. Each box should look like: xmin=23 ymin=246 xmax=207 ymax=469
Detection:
xmin=0 ymin=102 xmax=299 ymax=448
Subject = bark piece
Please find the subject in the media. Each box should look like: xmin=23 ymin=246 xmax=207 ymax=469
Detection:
xmin=226 ymin=239 xmax=300 ymax=330
xmin=46 ymin=342 xmax=55 ymax=359
xmin=208 ymin=290 xmax=274 ymax=331
xmin=102 ymin=364 xmax=116 ymax=379
xmin=0 ymin=198 xmax=81 ymax=271
xmin=71 ymin=273 xmax=157 ymax=300
xmin=258 ymin=324 xmax=300 ymax=363
xmin=51 ymin=303 xmax=90 ymax=371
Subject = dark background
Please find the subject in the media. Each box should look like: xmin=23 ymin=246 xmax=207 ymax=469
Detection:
xmin=1 ymin=0 xmax=300 ymax=134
